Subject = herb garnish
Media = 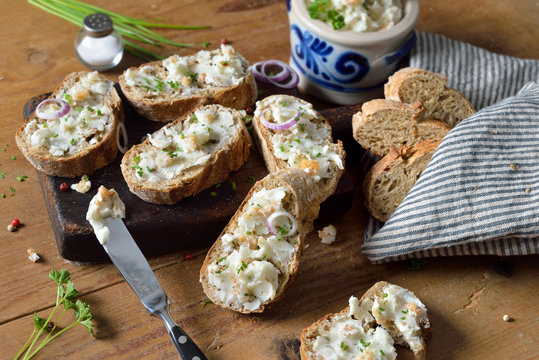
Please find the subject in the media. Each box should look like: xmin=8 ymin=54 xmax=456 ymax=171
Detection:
xmin=168 ymin=80 xmax=179 ymax=89
xmin=340 ymin=341 xmax=348 ymax=351
xmin=201 ymin=300 xmax=213 ymax=307
xmin=202 ymin=41 xmax=211 ymax=48
xmin=307 ymin=0 xmax=346 ymax=30
xmin=186 ymin=72 xmax=198 ymax=83
xmin=237 ymin=261 xmax=248 ymax=274
xmin=231 ymin=182 xmax=237 ymax=191
xmin=246 ymin=176 xmax=256 ymax=183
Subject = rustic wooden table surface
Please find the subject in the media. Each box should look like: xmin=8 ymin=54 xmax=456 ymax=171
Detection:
xmin=1 ymin=0 xmax=538 ymax=359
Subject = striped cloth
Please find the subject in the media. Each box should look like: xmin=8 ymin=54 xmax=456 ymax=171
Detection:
xmin=361 ymin=32 xmax=539 ymax=263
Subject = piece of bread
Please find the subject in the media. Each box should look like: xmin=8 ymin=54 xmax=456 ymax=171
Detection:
xmin=200 ymin=169 xmax=320 ymax=313
xmin=15 ymin=71 xmax=123 ymax=178
xmin=120 ymin=104 xmax=251 ymax=204
xmin=352 ymin=99 xmax=449 ymax=157
xmin=384 ymin=67 xmax=475 ymax=128
xmin=300 ymin=281 xmax=431 ymax=360
xmin=363 ymin=138 xmax=441 ymax=222
xmin=252 ymin=95 xmax=346 ymax=203
xmin=119 ymin=44 xmax=257 ymax=122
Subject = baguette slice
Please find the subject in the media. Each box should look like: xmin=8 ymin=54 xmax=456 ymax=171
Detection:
xmin=252 ymin=95 xmax=346 ymax=203
xmin=300 ymin=281 xmax=431 ymax=360
xmin=363 ymin=138 xmax=441 ymax=222
xmin=352 ymin=99 xmax=448 ymax=157
xmin=15 ymin=71 xmax=123 ymax=178
xmin=119 ymin=44 xmax=257 ymax=122
xmin=121 ymin=104 xmax=251 ymax=204
xmin=200 ymin=169 xmax=320 ymax=313
xmin=384 ymin=67 xmax=475 ymax=128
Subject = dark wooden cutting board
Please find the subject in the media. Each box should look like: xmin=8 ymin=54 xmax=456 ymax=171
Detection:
xmin=23 ymin=81 xmax=364 ymax=262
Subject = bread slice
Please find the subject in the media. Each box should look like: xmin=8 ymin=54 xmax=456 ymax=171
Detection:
xmin=15 ymin=71 xmax=123 ymax=178
xmin=363 ymin=138 xmax=441 ymax=222
xmin=252 ymin=95 xmax=346 ymax=203
xmin=119 ymin=44 xmax=257 ymax=122
xmin=120 ymin=104 xmax=251 ymax=204
xmin=200 ymin=169 xmax=320 ymax=313
xmin=352 ymin=99 xmax=448 ymax=157
xmin=384 ymin=67 xmax=475 ymax=128
xmin=300 ymin=281 xmax=431 ymax=360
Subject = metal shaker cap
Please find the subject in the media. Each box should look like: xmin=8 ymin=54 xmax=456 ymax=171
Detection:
xmin=83 ymin=13 xmax=114 ymax=38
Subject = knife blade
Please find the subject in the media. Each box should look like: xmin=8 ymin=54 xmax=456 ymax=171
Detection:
xmin=103 ymin=217 xmax=207 ymax=360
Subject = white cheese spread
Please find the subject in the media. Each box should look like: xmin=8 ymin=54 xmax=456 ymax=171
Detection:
xmin=306 ymin=0 xmax=403 ymax=32
xmin=255 ymin=96 xmax=344 ymax=181
xmin=71 ymin=174 xmax=91 ymax=193
xmin=132 ymin=106 xmax=237 ymax=182
xmin=25 ymin=71 xmax=114 ymax=156
xmin=319 ymin=224 xmax=337 ymax=244
xmin=207 ymin=187 xmax=297 ymax=312
xmin=123 ymin=44 xmax=250 ymax=97
xmin=86 ymin=186 xmax=126 ymax=245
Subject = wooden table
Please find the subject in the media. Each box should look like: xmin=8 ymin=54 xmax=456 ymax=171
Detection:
xmin=1 ymin=1 xmax=537 ymax=359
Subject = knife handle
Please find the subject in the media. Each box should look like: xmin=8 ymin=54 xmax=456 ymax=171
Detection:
xmin=168 ymin=325 xmax=208 ymax=360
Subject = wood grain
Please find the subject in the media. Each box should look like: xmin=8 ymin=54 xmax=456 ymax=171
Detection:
xmin=0 ymin=0 xmax=537 ymax=359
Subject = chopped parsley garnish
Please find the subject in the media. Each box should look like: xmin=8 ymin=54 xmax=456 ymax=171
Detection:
xmin=277 ymin=225 xmax=289 ymax=240
xmin=245 ymin=231 xmax=252 ymax=235
xmin=316 ymin=152 xmax=322 ymax=157
xmin=77 ymin=107 xmax=83 ymax=112
xmin=281 ymin=101 xmax=287 ymax=107
xmin=379 ymin=307 xmax=385 ymax=312
xmin=380 ymin=350 xmax=386 ymax=356
xmin=299 ymin=124 xmax=305 ymax=132
xmin=186 ymin=72 xmax=198 ymax=83
xmin=220 ymin=60 xmax=229 ymax=66
xmin=70 ymin=138 xmax=75 ymax=145
xmin=382 ymin=293 xmax=388 ymax=298
xmin=191 ymin=113 xmax=198 ymax=122
xmin=210 ymin=191 xmax=217 ymax=197
xmin=0 ymin=193 xmax=5 ymax=198
xmin=63 ymin=93 xmax=72 ymax=104
xmin=133 ymin=155 xmax=141 ymax=164
xmin=201 ymin=300 xmax=213 ymax=307
xmin=163 ymin=148 xmax=183 ymax=158
xmin=244 ymin=293 xmax=251 ymax=297
xmin=43 ymin=121 xmax=47 ymax=128
xmin=167 ymin=80 xmax=179 ymax=89
xmin=295 ymin=138 xmax=301 ymax=143
xmin=360 ymin=339 xmax=371 ymax=347
xmin=207 ymin=127 xmax=211 ymax=134
xmin=400 ymin=316 xmax=406 ymax=320
xmin=154 ymin=77 xmax=164 ymax=92
xmin=146 ymin=166 xmax=155 ymax=173
xmin=231 ymin=182 xmax=237 ymax=191
xmin=340 ymin=342 xmax=348 ymax=351
xmin=215 ymin=183 xmax=222 ymax=189
xmin=16 ymin=174 xmax=28 ymax=182
xmin=247 ymin=175 xmax=256 ymax=183
xmin=237 ymin=261 xmax=248 ymax=274
xmin=307 ymin=0 xmax=346 ymax=30
xmin=260 ymin=255 xmax=267 ymax=261
xmin=180 ymin=132 xmax=185 ymax=139
xmin=202 ymin=41 xmax=211 ymax=48
xmin=402 ymin=309 xmax=409 ymax=314
xmin=327 ymin=9 xmax=345 ymax=30
xmin=97 ymin=109 xmax=102 ymax=116
xmin=10 ymin=186 xmax=15 ymax=193
xmin=52 ymin=134 xmax=59 ymax=138
xmin=87 ymin=107 xmax=94 ymax=112
xmin=280 ymin=146 xmax=285 ymax=152
xmin=215 ymin=270 xmax=222 ymax=274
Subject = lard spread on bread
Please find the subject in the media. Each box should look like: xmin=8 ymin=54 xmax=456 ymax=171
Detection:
xmin=24 ymin=71 xmax=114 ymax=156
xmin=256 ymin=96 xmax=344 ymax=181
xmin=86 ymin=186 xmax=125 ymax=245
xmin=207 ymin=187 xmax=296 ymax=312
xmin=123 ymin=44 xmax=249 ymax=96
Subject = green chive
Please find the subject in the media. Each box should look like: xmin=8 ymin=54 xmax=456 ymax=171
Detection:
xmin=202 ymin=41 xmax=210 ymax=48
xmin=210 ymin=191 xmax=217 ymax=197
xmin=231 ymin=182 xmax=237 ymax=191
xmin=10 ymin=156 xmax=16 ymax=160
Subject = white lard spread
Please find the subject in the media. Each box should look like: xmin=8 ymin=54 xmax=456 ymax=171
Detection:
xmin=25 ymin=71 xmax=114 ymax=156
xmin=255 ymin=96 xmax=344 ymax=181
xmin=306 ymin=0 xmax=403 ymax=32
xmin=123 ymin=44 xmax=249 ymax=96
xmin=207 ymin=187 xmax=297 ymax=312
xmin=132 ymin=106 xmax=237 ymax=182
xmin=86 ymin=186 xmax=126 ymax=245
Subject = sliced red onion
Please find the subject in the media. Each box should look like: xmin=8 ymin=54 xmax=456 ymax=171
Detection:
xmin=116 ymin=122 xmax=128 ymax=154
xmin=252 ymin=62 xmax=270 ymax=83
xmin=267 ymin=68 xmax=299 ymax=89
xmin=262 ymin=60 xmax=291 ymax=83
xmin=252 ymin=60 xmax=299 ymax=89
xmin=266 ymin=211 xmax=297 ymax=238
xmin=35 ymin=99 xmax=70 ymax=120
xmin=259 ymin=110 xmax=299 ymax=131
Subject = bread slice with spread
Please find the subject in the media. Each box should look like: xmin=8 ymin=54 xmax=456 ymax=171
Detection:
xmin=352 ymin=99 xmax=449 ymax=157
xmin=121 ymin=104 xmax=251 ymax=204
xmin=252 ymin=95 xmax=345 ymax=202
xmin=363 ymin=138 xmax=441 ymax=222
xmin=384 ymin=67 xmax=475 ymax=128
xmin=119 ymin=44 xmax=257 ymax=122
xmin=15 ymin=71 xmax=123 ymax=178
xmin=200 ymin=169 xmax=320 ymax=313
xmin=300 ymin=281 xmax=431 ymax=360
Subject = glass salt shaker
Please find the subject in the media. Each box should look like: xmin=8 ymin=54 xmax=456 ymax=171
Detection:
xmin=75 ymin=13 xmax=124 ymax=71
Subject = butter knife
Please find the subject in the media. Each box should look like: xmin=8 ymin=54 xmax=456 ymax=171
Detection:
xmin=103 ymin=218 xmax=207 ymax=360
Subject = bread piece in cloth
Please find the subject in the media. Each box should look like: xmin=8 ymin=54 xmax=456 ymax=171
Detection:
xmin=363 ymin=138 xmax=441 ymax=222
xmin=384 ymin=67 xmax=475 ymax=128
xmin=300 ymin=281 xmax=431 ymax=360
xmin=200 ymin=169 xmax=320 ymax=313
xmin=252 ymin=95 xmax=345 ymax=202
xmin=352 ymin=99 xmax=448 ymax=157
xmin=15 ymin=71 xmax=123 ymax=178
xmin=121 ymin=104 xmax=251 ymax=204
xmin=119 ymin=44 xmax=257 ymax=122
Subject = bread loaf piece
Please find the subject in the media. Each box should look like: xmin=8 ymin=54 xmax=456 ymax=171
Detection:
xmin=384 ymin=67 xmax=475 ymax=128
xmin=120 ymin=104 xmax=251 ymax=204
xmin=352 ymin=99 xmax=448 ymax=157
xmin=252 ymin=95 xmax=346 ymax=202
xmin=363 ymin=138 xmax=441 ymax=222
xmin=15 ymin=71 xmax=123 ymax=178
xmin=200 ymin=169 xmax=320 ymax=313
xmin=119 ymin=44 xmax=257 ymax=122
xmin=300 ymin=281 xmax=431 ymax=360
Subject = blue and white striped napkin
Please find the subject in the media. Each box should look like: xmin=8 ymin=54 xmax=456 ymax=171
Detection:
xmin=361 ymin=31 xmax=539 ymax=263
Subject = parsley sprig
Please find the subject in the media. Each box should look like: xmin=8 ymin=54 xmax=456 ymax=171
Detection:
xmin=14 ymin=269 xmax=94 ymax=360
xmin=307 ymin=0 xmax=346 ymax=30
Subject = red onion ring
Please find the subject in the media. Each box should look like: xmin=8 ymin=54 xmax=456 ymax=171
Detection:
xmin=259 ymin=110 xmax=299 ymax=131
xmin=35 ymin=99 xmax=70 ymax=120
xmin=252 ymin=62 xmax=269 ymax=83
xmin=252 ymin=60 xmax=299 ymax=89
xmin=116 ymin=122 xmax=128 ymax=154
xmin=267 ymin=68 xmax=299 ymax=89
xmin=261 ymin=60 xmax=291 ymax=83
xmin=266 ymin=211 xmax=297 ymax=238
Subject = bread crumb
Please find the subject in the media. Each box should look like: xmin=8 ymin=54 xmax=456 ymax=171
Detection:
xmin=493 ymin=129 xmax=499 ymax=134
xmin=510 ymin=163 xmax=515 ymax=170
xmin=503 ymin=314 xmax=512 ymax=322
xmin=27 ymin=248 xmax=40 ymax=263
xmin=525 ymin=187 xmax=531 ymax=193
xmin=7 ymin=224 xmax=16 ymax=232
xmin=70 ymin=175 xmax=91 ymax=193
xmin=318 ymin=225 xmax=337 ymax=244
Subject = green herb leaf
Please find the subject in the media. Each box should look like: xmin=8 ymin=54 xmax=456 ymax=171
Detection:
xmin=247 ymin=175 xmax=256 ymax=183
xmin=380 ymin=350 xmax=386 ymax=356
xmin=201 ymin=300 xmax=213 ymax=307
xmin=231 ymin=181 xmax=237 ymax=191
xmin=33 ymin=313 xmax=47 ymax=330
xmin=210 ymin=191 xmax=217 ymax=197
xmin=202 ymin=41 xmax=211 ymax=48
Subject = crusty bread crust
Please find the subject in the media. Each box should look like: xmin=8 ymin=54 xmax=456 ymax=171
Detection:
xmin=118 ymin=59 xmax=258 ymax=123
xmin=252 ymin=95 xmax=346 ymax=203
xmin=363 ymin=138 xmax=441 ymax=222
xmin=15 ymin=71 xmax=123 ymax=178
xmin=120 ymin=105 xmax=251 ymax=204
xmin=200 ymin=169 xmax=320 ymax=313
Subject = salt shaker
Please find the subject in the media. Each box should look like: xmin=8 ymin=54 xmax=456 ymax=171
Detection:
xmin=75 ymin=13 xmax=124 ymax=71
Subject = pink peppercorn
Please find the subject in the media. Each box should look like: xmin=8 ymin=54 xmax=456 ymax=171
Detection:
xmin=59 ymin=183 xmax=68 ymax=191
xmin=11 ymin=219 xmax=20 ymax=227
xmin=185 ymin=253 xmax=193 ymax=261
